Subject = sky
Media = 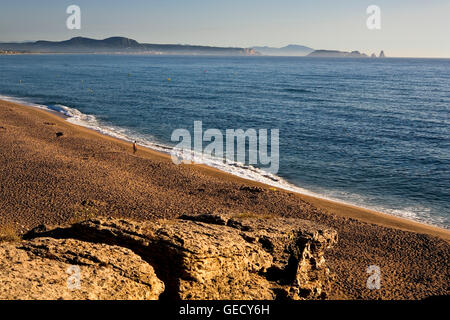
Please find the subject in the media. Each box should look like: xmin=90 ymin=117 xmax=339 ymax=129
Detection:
xmin=0 ymin=0 xmax=449 ymax=58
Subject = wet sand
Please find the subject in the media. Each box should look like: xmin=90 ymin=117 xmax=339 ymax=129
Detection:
xmin=0 ymin=99 xmax=448 ymax=299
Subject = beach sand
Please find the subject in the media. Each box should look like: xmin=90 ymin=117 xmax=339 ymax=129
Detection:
xmin=0 ymin=99 xmax=448 ymax=299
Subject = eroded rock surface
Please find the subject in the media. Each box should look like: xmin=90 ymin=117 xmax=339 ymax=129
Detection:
xmin=0 ymin=237 xmax=164 ymax=299
xmin=180 ymin=214 xmax=338 ymax=299
xmin=2 ymin=214 xmax=337 ymax=300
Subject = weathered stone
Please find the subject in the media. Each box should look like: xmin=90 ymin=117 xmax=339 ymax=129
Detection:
xmin=183 ymin=214 xmax=338 ymax=299
xmin=21 ymin=214 xmax=337 ymax=300
xmin=0 ymin=237 xmax=164 ymax=300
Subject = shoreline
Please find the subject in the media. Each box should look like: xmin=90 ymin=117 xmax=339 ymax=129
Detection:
xmin=195 ymin=164 xmax=450 ymax=241
xmin=1 ymin=98 xmax=449 ymax=299
xmin=2 ymin=98 xmax=448 ymax=241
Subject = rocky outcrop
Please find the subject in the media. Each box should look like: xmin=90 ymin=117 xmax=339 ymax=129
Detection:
xmin=1 ymin=214 xmax=337 ymax=300
xmin=0 ymin=237 xmax=164 ymax=299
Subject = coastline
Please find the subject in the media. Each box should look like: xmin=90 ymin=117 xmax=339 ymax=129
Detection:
xmin=1 ymin=98 xmax=447 ymax=240
xmin=1 ymin=98 xmax=449 ymax=299
xmin=194 ymin=161 xmax=450 ymax=240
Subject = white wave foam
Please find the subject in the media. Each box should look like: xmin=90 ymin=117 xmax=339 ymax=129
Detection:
xmin=1 ymin=94 xmax=447 ymax=229
xmin=302 ymin=187 xmax=448 ymax=229
xmin=0 ymin=94 xmax=50 ymax=110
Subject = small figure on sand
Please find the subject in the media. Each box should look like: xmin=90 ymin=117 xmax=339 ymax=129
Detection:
xmin=133 ymin=141 xmax=137 ymax=154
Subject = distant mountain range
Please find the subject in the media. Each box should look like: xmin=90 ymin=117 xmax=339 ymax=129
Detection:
xmin=0 ymin=37 xmax=386 ymax=58
xmin=0 ymin=37 xmax=257 ymax=55
xmin=251 ymin=44 xmax=314 ymax=56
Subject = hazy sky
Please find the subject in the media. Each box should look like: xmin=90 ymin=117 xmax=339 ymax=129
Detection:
xmin=1 ymin=0 xmax=449 ymax=57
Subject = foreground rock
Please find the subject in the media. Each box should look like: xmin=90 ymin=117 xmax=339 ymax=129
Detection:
xmin=1 ymin=214 xmax=337 ymax=300
xmin=0 ymin=238 xmax=164 ymax=299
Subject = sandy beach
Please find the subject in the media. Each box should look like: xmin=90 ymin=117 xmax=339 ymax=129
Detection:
xmin=0 ymin=99 xmax=448 ymax=299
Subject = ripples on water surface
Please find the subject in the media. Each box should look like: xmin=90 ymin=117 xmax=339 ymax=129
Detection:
xmin=0 ymin=55 xmax=449 ymax=228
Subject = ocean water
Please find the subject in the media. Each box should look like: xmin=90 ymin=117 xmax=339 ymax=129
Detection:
xmin=0 ymin=54 xmax=449 ymax=228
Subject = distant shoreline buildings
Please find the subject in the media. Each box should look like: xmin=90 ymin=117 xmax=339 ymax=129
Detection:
xmin=0 ymin=50 xmax=22 ymax=55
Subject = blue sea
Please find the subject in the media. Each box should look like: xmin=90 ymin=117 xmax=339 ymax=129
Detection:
xmin=0 ymin=54 xmax=449 ymax=228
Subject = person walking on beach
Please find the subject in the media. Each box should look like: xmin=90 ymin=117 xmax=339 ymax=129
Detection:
xmin=133 ymin=141 xmax=137 ymax=154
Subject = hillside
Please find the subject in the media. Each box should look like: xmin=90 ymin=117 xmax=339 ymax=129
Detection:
xmin=0 ymin=36 xmax=256 ymax=55
xmin=307 ymin=50 xmax=369 ymax=58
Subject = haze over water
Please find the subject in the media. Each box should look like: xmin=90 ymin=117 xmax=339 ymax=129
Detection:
xmin=0 ymin=54 xmax=449 ymax=228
